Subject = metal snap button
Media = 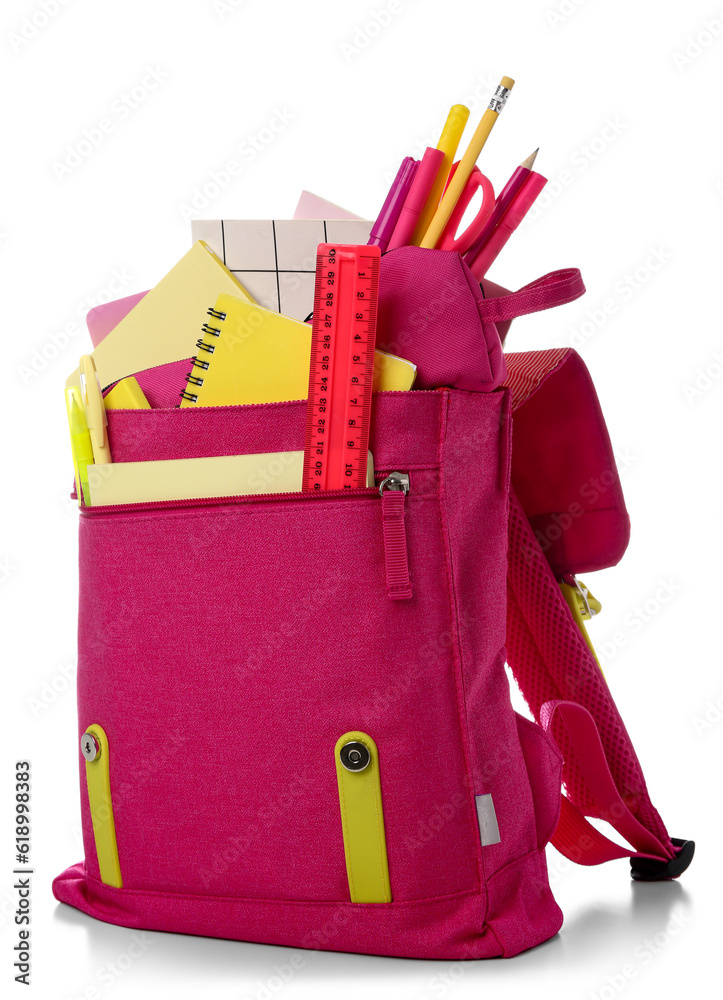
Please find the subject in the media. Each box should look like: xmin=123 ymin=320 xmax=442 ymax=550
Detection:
xmin=81 ymin=731 xmax=100 ymax=762
xmin=340 ymin=740 xmax=370 ymax=772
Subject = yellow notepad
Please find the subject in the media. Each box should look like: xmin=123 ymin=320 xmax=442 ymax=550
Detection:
xmin=180 ymin=293 xmax=416 ymax=407
xmin=65 ymin=242 xmax=254 ymax=391
xmin=87 ymin=451 xmax=374 ymax=506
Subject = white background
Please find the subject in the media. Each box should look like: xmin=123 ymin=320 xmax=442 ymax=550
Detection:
xmin=1 ymin=0 xmax=720 ymax=997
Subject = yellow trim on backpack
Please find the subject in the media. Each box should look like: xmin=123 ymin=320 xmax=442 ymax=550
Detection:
xmin=83 ymin=724 xmax=123 ymax=888
xmin=334 ymin=731 xmax=391 ymax=903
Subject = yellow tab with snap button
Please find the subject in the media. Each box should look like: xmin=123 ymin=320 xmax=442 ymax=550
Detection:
xmin=334 ymin=731 xmax=391 ymax=903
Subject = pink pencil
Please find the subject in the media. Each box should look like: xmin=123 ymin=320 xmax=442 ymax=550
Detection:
xmin=386 ymin=147 xmax=444 ymax=251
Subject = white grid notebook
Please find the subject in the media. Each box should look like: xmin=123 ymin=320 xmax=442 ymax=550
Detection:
xmin=191 ymin=219 xmax=373 ymax=321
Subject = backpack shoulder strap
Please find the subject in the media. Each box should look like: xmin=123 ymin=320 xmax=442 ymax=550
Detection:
xmin=502 ymin=350 xmax=694 ymax=879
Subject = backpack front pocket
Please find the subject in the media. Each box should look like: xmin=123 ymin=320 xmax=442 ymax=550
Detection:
xmin=76 ymin=481 xmax=480 ymax=904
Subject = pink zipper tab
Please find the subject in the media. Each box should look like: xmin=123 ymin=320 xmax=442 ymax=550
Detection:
xmin=380 ymin=473 xmax=412 ymax=601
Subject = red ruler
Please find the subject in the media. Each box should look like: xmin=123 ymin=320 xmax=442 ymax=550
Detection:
xmin=302 ymin=243 xmax=381 ymax=491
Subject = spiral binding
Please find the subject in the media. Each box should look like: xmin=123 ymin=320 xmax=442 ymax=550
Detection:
xmin=179 ymin=305 xmax=228 ymax=404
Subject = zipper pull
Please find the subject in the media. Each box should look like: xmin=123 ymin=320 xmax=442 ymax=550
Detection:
xmin=379 ymin=472 xmax=412 ymax=601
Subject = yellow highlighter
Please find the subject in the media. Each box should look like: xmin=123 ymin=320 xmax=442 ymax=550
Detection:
xmin=65 ymin=386 xmax=94 ymax=505
xmin=412 ymin=104 xmax=470 ymax=245
xmin=104 ymin=376 xmax=150 ymax=410
xmin=79 ymin=355 xmax=112 ymax=465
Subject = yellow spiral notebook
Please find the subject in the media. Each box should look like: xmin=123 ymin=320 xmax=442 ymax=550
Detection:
xmin=65 ymin=242 xmax=254 ymax=392
xmin=179 ymin=293 xmax=416 ymax=407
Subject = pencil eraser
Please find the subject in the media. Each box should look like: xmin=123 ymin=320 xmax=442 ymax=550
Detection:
xmin=500 ymin=76 xmax=515 ymax=90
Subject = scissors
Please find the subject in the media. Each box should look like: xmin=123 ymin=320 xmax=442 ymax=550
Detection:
xmin=434 ymin=162 xmax=495 ymax=256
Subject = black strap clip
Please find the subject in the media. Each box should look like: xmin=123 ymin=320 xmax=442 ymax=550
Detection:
xmin=630 ymin=838 xmax=695 ymax=882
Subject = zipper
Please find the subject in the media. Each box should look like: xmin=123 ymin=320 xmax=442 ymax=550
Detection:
xmin=379 ymin=472 xmax=413 ymax=601
xmin=82 ymin=473 xmax=414 ymax=602
xmin=81 ymin=485 xmax=378 ymax=517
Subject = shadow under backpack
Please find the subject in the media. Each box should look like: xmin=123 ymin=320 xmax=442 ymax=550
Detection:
xmin=53 ymin=246 xmax=694 ymax=959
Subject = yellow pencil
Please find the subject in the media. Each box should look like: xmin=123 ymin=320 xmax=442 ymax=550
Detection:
xmin=420 ymin=76 xmax=515 ymax=250
xmin=412 ymin=104 xmax=470 ymax=245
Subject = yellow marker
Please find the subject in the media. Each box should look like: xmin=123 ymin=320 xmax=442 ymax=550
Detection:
xmin=104 ymin=376 xmax=150 ymax=410
xmin=412 ymin=104 xmax=470 ymax=245
xmin=421 ymin=76 xmax=515 ymax=249
xmin=334 ymin=731 xmax=391 ymax=903
xmin=79 ymin=355 xmax=112 ymax=464
xmin=82 ymin=724 xmax=122 ymax=888
xmin=64 ymin=386 xmax=94 ymax=506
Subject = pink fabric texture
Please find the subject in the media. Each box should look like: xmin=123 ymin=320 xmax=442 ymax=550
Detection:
xmin=504 ymin=349 xmax=630 ymax=575
xmin=377 ymin=247 xmax=506 ymax=392
xmin=52 ymin=389 xmax=563 ymax=959
xmin=376 ymin=247 xmax=583 ymax=394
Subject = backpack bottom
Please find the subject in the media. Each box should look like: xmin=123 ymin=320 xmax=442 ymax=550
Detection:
xmin=52 ymin=847 xmax=562 ymax=960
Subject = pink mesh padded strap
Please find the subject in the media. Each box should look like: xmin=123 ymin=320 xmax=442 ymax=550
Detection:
xmin=479 ymin=268 xmax=585 ymax=324
xmin=505 ymin=489 xmax=675 ymax=865
xmin=541 ymin=701 xmax=673 ymax=863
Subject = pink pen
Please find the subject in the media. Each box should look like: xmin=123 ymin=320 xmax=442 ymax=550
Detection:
xmin=368 ymin=157 xmax=419 ymax=251
xmin=463 ymin=149 xmax=539 ymax=267
xmin=386 ymin=147 xmax=444 ymax=251
xmin=468 ymin=171 xmax=548 ymax=280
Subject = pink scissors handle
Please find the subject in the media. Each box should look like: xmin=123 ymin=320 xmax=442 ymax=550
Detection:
xmin=436 ymin=162 xmax=495 ymax=255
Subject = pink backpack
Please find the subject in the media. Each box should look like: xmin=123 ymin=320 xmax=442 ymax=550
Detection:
xmin=53 ymin=247 xmax=693 ymax=959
